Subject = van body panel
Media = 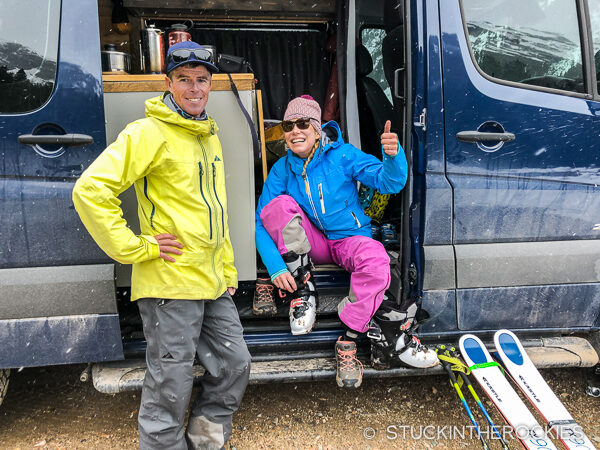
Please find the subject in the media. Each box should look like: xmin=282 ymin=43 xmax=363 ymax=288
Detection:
xmin=415 ymin=0 xmax=453 ymax=250
xmin=455 ymin=240 xmax=600 ymax=288
xmin=0 ymin=0 xmax=122 ymax=369
xmin=441 ymin=1 xmax=600 ymax=243
xmin=0 ymin=264 xmax=117 ymax=319
xmin=419 ymin=290 xmax=458 ymax=334
xmin=0 ymin=0 xmax=109 ymax=270
xmin=0 ymin=314 xmax=123 ymax=369
xmin=423 ymin=0 xmax=600 ymax=331
xmin=412 ymin=0 xmax=458 ymax=332
xmin=422 ymin=245 xmax=455 ymax=291
xmin=457 ymin=283 xmax=600 ymax=330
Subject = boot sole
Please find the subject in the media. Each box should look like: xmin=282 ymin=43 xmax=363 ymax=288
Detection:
xmin=336 ymin=375 xmax=362 ymax=388
xmin=290 ymin=323 xmax=314 ymax=335
xmin=252 ymin=306 xmax=277 ymax=316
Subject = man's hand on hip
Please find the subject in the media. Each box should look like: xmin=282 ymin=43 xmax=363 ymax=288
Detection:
xmin=154 ymin=233 xmax=184 ymax=262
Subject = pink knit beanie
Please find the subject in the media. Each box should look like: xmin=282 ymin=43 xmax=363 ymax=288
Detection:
xmin=283 ymin=95 xmax=321 ymax=136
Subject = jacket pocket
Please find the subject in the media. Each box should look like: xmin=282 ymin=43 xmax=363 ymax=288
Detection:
xmin=157 ymin=298 xmax=178 ymax=309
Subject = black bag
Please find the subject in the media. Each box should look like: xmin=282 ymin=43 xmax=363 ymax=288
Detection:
xmin=216 ymin=53 xmax=252 ymax=74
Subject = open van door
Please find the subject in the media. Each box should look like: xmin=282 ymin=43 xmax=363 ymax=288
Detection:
xmin=439 ymin=0 xmax=600 ymax=330
xmin=0 ymin=0 xmax=123 ymax=368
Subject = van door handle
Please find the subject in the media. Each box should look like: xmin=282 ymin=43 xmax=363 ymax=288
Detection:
xmin=456 ymin=131 xmax=515 ymax=143
xmin=393 ymin=68 xmax=405 ymax=101
xmin=18 ymin=133 xmax=94 ymax=147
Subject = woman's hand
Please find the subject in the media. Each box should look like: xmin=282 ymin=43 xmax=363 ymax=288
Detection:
xmin=227 ymin=287 xmax=237 ymax=296
xmin=153 ymin=233 xmax=183 ymax=262
xmin=381 ymin=120 xmax=399 ymax=156
xmin=272 ymin=272 xmax=297 ymax=293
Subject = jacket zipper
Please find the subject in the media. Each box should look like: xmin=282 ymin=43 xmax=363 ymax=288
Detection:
xmin=212 ymin=162 xmax=225 ymax=238
xmin=143 ymin=176 xmax=156 ymax=230
xmin=351 ymin=211 xmax=361 ymax=228
xmin=302 ymin=173 xmax=325 ymax=231
xmin=198 ymin=162 xmax=213 ymax=240
xmin=318 ymin=183 xmax=325 ymax=214
xmin=198 ymin=138 xmax=223 ymax=295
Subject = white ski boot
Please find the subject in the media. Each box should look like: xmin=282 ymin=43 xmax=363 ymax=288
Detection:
xmin=283 ymin=251 xmax=317 ymax=335
xmin=368 ymin=301 xmax=439 ymax=369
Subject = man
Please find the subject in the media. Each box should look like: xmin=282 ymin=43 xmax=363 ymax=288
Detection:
xmin=72 ymin=41 xmax=251 ymax=449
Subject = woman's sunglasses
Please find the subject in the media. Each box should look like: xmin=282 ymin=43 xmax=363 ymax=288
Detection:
xmin=168 ymin=48 xmax=213 ymax=64
xmin=281 ymin=118 xmax=311 ymax=132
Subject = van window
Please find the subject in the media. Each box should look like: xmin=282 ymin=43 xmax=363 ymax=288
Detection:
xmin=361 ymin=27 xmax=392 ymax=102
xmin=590 ymin=0 xmax=600 ymax=93
xmin=461 ymin=0 xmax=585 ymax=94
xmin=0 ymin=0 xmax=60 ymax=114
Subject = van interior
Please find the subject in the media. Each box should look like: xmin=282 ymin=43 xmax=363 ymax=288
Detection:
xmin=98 ymin=0 xmax=410 ymax=347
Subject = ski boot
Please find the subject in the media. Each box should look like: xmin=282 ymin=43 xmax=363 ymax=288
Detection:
xmin=335 ymin=337 xmax=363 ymax=388
xmin=253 ymin=278 xmax=278 ymax=316
xmin=367 ymin=300 xmax=439 ymax=369
xmin=283 ymin=251 xmax=317 ymax=335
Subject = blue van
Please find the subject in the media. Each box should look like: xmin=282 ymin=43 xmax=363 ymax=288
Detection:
xmin=1 ymin=0 xmax=599 ymax=403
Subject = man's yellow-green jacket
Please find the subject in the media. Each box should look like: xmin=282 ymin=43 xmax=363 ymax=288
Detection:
xmin=72 ymin=95 xmax=237 ymax=301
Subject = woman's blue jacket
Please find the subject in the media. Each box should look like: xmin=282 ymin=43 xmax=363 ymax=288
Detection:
xmin=255 ymin=120 xmax=408 ymax=279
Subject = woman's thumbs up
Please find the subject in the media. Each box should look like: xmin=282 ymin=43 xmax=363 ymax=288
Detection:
xmin=380 ymin=120 xmax=398 ymax=156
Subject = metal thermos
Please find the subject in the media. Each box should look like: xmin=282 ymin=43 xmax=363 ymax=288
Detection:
xmin=140 ymin=24 xmax=165 ymax=74
xmin=168 ymin=22 xmax=192 ymax=48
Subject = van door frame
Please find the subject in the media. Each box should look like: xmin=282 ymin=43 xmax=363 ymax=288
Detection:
xmin=342 ymin=0 xmax=414 ymax=304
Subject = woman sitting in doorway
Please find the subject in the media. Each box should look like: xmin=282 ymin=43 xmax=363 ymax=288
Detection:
xmin=254 ymin=95 xmax=438 ymax=388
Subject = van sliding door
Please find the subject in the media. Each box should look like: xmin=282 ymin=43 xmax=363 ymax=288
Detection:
xmin=0 ymin=0 xmax=122 ymax=368
xmin=440 ymin=0 xmax=600 ymax=330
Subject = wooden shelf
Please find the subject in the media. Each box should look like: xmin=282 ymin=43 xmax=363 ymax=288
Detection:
xmin=103 ymin=73 xmax=255 ymax=93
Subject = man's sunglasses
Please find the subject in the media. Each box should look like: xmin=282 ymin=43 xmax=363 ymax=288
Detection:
xmin=281 ymin=118 xmax=312 ymax=132
xmin=168 ymin=48 xmax=213 ymax=64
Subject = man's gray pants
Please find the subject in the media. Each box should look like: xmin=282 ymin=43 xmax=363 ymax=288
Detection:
xmin=137 ymin=292 xmax=251 ymax=450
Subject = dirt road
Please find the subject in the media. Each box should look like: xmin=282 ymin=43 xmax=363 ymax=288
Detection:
xmin=0 ymin=364 xmax=599 ymax=449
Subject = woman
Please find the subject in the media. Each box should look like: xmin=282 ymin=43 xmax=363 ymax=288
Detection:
xmin=255 ymin=95 xmax=437 ymax=388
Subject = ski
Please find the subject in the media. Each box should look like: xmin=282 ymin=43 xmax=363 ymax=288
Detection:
xmin=459 ymin=334 xmax=558 ymax=450
xmin=494 ymin=329 xmax=596 ymax=450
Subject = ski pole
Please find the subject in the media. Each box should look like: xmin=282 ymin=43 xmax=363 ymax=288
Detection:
xmin=436 ymin=346 xmax=490 ymax=450
xmin=449 ymin=347 xmax=510 ymax=450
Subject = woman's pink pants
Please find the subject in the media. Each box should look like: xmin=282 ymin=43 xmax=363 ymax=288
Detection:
xmin=260 ymin=195 xmax=390 ymax=333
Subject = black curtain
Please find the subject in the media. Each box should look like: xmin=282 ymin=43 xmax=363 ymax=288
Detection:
xmin=191 ymin=28 xmax=331 ymax=120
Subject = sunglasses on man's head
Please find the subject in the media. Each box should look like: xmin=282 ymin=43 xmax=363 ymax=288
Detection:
xmin=281 ymin=118 xmax=312 ymax=132
xmin=168 ymin=48 xmax=213 ymax=64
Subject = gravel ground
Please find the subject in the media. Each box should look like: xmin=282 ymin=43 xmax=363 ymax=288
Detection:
xmin=0 ymin=364 xmax=599 ymax=449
